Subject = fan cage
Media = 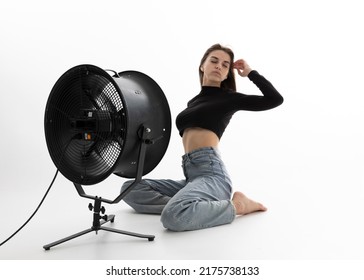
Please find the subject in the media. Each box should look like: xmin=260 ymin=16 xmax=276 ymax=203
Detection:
xmin=45 ymin=65 xmax=127 ymax=185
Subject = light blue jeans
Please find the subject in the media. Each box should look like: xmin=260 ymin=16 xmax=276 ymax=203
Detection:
xmin=121 ymin=147 xmax=236 ymax=231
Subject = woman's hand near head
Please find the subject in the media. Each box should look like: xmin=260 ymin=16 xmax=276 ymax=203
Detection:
xmin=233 ymin=59 xmax=252 ymax=77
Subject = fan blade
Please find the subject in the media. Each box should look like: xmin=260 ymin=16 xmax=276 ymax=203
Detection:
xmin=82 ymin=73 xmax=121 ymax=112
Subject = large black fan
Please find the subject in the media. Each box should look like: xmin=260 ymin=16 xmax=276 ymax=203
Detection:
xmin=43 ymin=64 xmax=171 ymax=249
xmin=45 ymin=64 xmax=171 ymax=185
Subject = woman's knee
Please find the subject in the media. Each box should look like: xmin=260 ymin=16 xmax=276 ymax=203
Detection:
xmin=120 ymin=179 xmax=146 ymax=208
xmin=161 ymin=211 xmax=184 ymax=232
xmin=120 ymin=179 xmax=134 ymax=197
xmin=120 ymin=179 xmax=133 ymax=192
xmin=160 ymin=202 xmax=193 ymax=232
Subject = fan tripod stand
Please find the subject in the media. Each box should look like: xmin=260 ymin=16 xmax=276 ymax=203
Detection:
xmin=43 ymin=127 xmax=156 ymax=250
xmin=43 ymin=195 xmax=154 ymax=250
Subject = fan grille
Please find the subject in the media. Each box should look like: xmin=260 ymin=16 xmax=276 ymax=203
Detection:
xmin=45 ymin=65 xmax=126 ymax=185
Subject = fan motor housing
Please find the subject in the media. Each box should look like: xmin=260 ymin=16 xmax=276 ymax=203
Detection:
xmin=45 ymin=64 xmax=171 ymax=185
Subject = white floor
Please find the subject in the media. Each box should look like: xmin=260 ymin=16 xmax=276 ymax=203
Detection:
xmin=1 ymin=157 xmax=363 ymax=261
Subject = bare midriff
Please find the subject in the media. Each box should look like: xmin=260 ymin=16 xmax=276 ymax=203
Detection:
xmin=182 ymin=127 xmax=220 ymax=153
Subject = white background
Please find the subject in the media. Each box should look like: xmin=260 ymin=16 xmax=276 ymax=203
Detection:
xmin=0 ymin=0 xmax=363 ymax=271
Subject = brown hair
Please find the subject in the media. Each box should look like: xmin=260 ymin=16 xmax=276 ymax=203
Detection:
xmin=199 ymin=43 xmax=236 ymax=91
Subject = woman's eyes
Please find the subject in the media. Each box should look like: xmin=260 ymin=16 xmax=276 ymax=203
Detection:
xmin=210 ymin=60 xmax=229 ymax=68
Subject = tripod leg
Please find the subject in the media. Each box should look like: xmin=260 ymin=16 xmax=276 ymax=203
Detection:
xmin=43 ymin=227 xmax=94 ymax=250
xmin=100 ymin=226 xmax=155 ymax=241
xmin=99 ymin=214 xmax=154 ymax=241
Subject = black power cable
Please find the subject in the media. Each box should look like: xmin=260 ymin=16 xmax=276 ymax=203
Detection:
xmin=0 ymin=169 xmax=59 ymax=247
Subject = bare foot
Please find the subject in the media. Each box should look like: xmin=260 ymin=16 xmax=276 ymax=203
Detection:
xmin=232 ymin=191 xmax=267 ymax=215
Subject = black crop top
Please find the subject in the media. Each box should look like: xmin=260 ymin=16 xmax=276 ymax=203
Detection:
xmin=175 ymin=70 xmax=283 ymax=139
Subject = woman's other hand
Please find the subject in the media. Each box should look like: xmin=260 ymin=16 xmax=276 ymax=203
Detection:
xmin=233 ymin=59 xmax=252 ymax=77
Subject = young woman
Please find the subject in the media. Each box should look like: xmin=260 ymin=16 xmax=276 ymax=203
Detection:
xmin=121 ymin=43 xmax=284 ymax=231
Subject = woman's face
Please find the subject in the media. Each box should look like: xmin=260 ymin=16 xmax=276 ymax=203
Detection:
xmin=200 ymin=50 xmax=231 ymax=87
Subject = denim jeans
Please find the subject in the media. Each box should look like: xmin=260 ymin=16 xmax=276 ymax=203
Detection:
xmin=121 ymin=147 xmax=236 ymax=231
